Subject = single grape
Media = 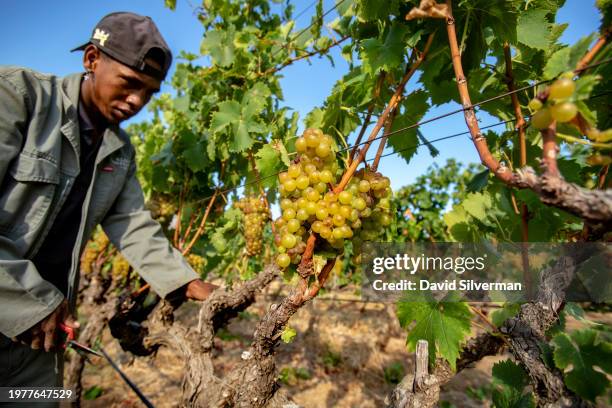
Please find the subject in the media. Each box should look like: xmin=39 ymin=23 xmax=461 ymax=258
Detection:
xmin=338 ymin=191 xmax=352 ymax=205
xmin=305 ymin=201 xmax=317 ymax=215
xmin=379 ymin=213 xmax=392 ymax=226
xmin=324 ymin=191 xmax=337 ymax=202
xmin=279 ymin=172 xmax=290 ymax=184
xmin=287 ymin=219 xmax=300 ymax=233
xmin=305 ymin=132 xmax=319 ymax=147
xmin=315 ymin=142 xmax=331 ymax=158
xmin=312 ymin=221 xmax=323 ymax=233
xmin=550 ymin=102 xmax=577 ymax=123
xmin=284 ymin=179 xmax=297 ymax=192
xmin=339 ymin=225 xmax=353 ymax=238
xmin=281 ymin=233 xmax=297 ymax=249
xmin=339 ymin=205 xmax=352 ymax=219
xmin=549 ymin=78 xmax=575 ymax=100
xmin=528 ymin=98 xmax=543 ymax=111
xmin=328 ymin=202 xmax=340 ymax=215
xmin=306 ymin=189 xmax=320 ymax=202
xmin=296 ymin=175 xmax=310 ymax=190
xmin=315 ymin=207 xmax=328 ymax=220
xmin=358 ymin=180 xmax=370 ymax=192
xmin=332 ymin=214 xmax=345 ymax=227
xmin=275 ymin=218 xmax=286 ymax=229
xmin=288 ymin=164 xmax=301 ymax=178
xmin=296 ymin=209 xmax=309 ymax=221
xmin=352 ymin=197 xmax=367 ymax=211
xmin=277 ymin=253 xmax=291 ymax=268
xmin=586 ymin=128 xmax=600 ymax=141
xmin=314 ymin=182 xmax=327 ymax=194
xmin=319 ymin=170 xmax=333 ymax=183
xmin=282 ymin=208 xmax=296 ymax=220
xmin=332 ymin=228 xmax=344 ymax=240
xmin=304 ymin=163 xmax=317 ymax=175
xmin=296 ymin=197 xmax=308 ymax=209
xmin=295 ymin=137 xmax=307 ymax=153
xmin=319 ymin=226 xmax=332 ymax=240
xmin=597 ymin=129 xmax=612 ymax=143
xmin=531 ymin=108 xmax=553 ymax=130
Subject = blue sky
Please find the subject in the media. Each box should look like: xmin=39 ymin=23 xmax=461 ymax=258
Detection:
xmin=0 ymin=0 xmax=603 ymax=190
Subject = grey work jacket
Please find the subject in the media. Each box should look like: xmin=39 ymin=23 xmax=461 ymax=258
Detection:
xmin=0 ymin=67 xmax=198 ymax=338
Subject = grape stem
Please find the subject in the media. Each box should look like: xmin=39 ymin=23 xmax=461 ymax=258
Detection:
xmin=335 ymin=32 xmax=435 ymax=194
xmin=180 ymin=211 xmax=199 ymax=249
xmin=371 ymin=102 xmax=399 ymax=172
xmin=182 ymin=189 xmax=219 ymax=256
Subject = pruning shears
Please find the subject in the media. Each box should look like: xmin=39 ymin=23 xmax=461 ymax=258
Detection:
xmin=59 ymin=323 xmax=155 ymax=407
xmin=59 ymin=323 xmax=102 ymax=361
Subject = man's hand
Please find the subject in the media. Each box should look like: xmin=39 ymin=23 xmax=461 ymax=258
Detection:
xmin=12 ymin=300 xmax=79 ymax=352
xmin=185 ymin=279 xmax=219 ymax=301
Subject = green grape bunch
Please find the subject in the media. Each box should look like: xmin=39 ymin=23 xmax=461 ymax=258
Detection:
xmin=80 ymin=229 xmax=110 ymax=275
xmin=146 ymin=194 xmax=177 ymax=222
xmin=529 ymin=72 xmax=612 ymax=165
xmin=186 ymin=253 xmax=205 ymax=273
xmin=274 ymin=128 xmax=393 ymax=269
xmin=235 ymin=195 xmax=270 ymax=256
xmin=111 ymin=254 xmax=130 ymax=279
xmin=529 ymin=72 xmax=579 ymax=129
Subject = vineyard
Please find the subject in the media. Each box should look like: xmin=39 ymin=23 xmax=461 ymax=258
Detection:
xmin=69 ymin=0 xmax=611 ymax=407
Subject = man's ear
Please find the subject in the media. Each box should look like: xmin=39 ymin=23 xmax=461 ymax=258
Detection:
xmin=83 ymin=45 xmax=101 ymax=72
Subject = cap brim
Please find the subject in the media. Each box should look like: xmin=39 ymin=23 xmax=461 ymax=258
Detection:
xmin=70 ymin=42 xmax=90 ymax=52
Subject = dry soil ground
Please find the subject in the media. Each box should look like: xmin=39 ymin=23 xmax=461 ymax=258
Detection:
xmin=71 ymin=280 xmax=611 ymax=408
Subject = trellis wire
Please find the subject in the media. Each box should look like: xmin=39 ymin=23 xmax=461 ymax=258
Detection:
xmin=271 ymin=0 xmax=348 ymax=59
xmin=337 ymin=57 xmax=612 ymax=155
xmin=191 ymin=58 xmax=612 ymax=206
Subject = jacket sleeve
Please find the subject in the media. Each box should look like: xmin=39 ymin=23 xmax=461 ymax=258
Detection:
xmin=0 ymin=70 xmax=64 ymax=338
xmin=101 ymin=158 xmax=199 ymax=299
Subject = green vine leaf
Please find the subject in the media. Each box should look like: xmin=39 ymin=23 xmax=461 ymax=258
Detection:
xmin=397 ymin=292 xmax=472 ymax=370
xmin=255 ymin=143 xmax=282 ymax=188
xmin=552 ymin=329 xmax=612 ymax=401
xmin=491 ymin=360 xmax=535 ymax=408
xmin=388 ymin=90 xmax=430 ymax=165
xmin=543 ymin=34 xmax=595 ymax=79
xmin=356 ymin=0 xmax=399 ymax=22
xmin=281 ymin=326 xmax=297 ymax=344
xmin=200 ymin=26 xmax=236 ymax=67
xmin=209 ymin=98 xmax=268 ymax=153
xmin=361 ymin=21 xmax=408 ymax=75
xmin=517 ymin=9 xmax=551 ymax=50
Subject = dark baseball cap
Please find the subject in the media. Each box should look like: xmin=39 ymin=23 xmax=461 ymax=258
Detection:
xmin=72 ymin=12 xmax=172 ymax=80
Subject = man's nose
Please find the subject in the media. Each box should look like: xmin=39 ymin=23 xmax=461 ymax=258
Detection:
xmin=126 ymin=92 xmax=146 ymax=110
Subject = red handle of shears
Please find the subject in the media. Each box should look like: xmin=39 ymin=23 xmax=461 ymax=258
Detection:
xmin=59 ymin=322 xmax=75 ymax=349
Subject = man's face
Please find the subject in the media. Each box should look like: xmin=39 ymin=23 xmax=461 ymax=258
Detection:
xmin=84 ymin=47 xmax=161 ymax=125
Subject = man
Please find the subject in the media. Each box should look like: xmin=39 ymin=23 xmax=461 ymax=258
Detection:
xmin=0 ymin=11 xmax=217 ymax=392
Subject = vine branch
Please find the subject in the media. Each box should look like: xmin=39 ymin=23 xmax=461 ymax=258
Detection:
xmin=335 ymin=32 xmax=435 ymax=193
xmin=349 ymin=71 xmax=386 ymax=165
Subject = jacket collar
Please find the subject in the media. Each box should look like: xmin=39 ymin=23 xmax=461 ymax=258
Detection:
xmin=60 ymin=73 xmax=126 ymax=167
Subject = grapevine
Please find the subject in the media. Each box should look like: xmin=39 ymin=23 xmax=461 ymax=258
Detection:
xmin=62 ymin=0 xmax=612 ymax=407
